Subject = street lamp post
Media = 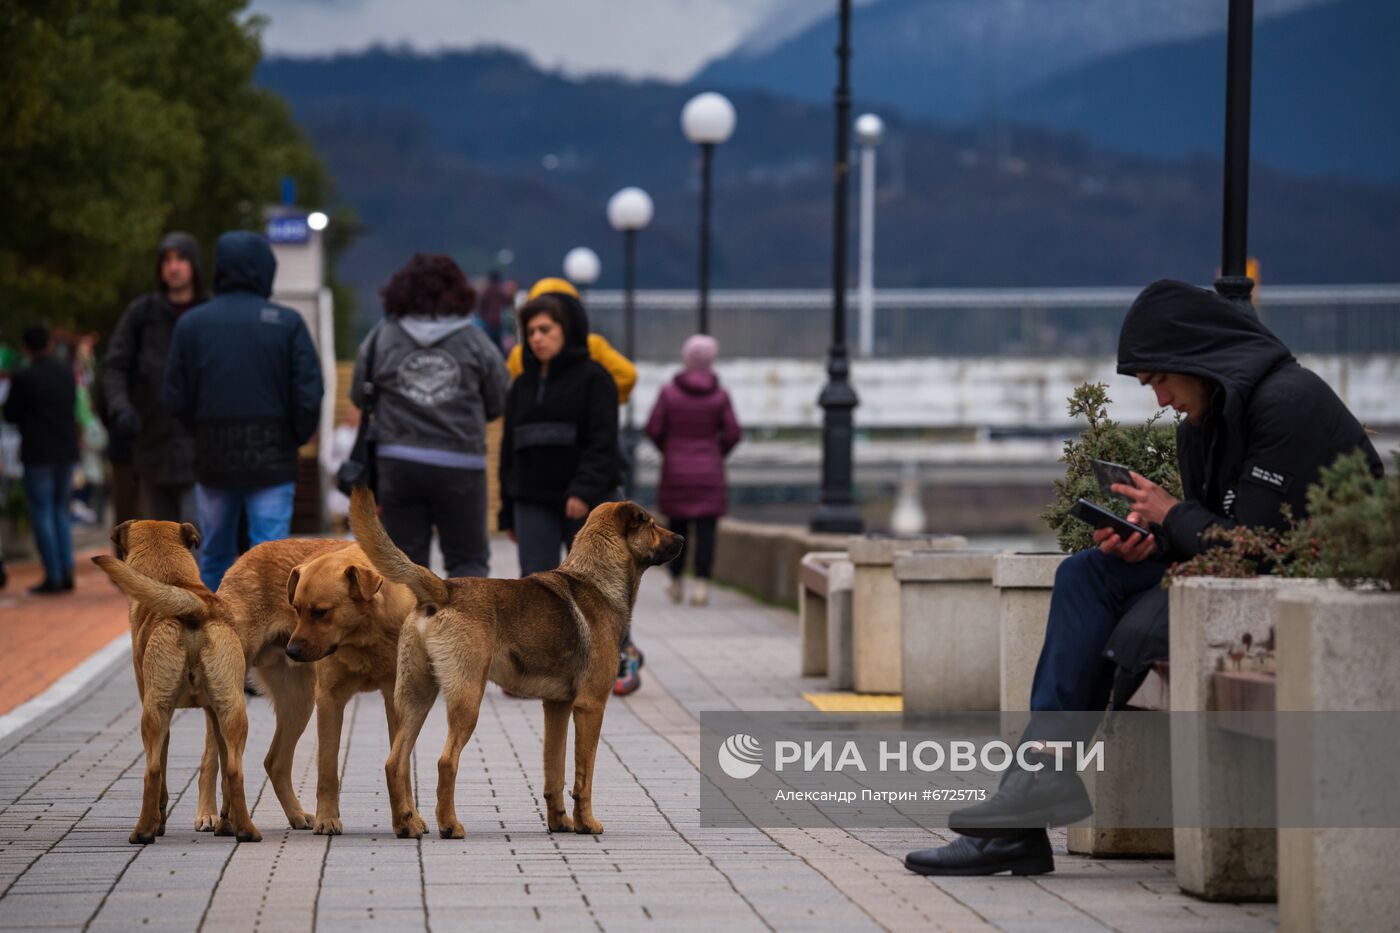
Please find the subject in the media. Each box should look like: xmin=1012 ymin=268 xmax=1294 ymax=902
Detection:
xmin=855 ymin=113 xmax=884 ymax=358
xmin=607 ymin=186 xmax=655 ymax=497
xmin=1215 ymin=0 xmax=1254 ymax=304
xmin=681 ymin=92 xmax=736 ymax=335
xmin=812 ymin=0 xmax=863 ymax=534
xmin=563 ymin=247 xmax=600 ymax=297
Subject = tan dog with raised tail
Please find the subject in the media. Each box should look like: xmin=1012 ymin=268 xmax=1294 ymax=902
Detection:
xmin=347 ymin=486 xmax=683 ymax=840
xmin=94 ymin=520 xmax=260 ymax=844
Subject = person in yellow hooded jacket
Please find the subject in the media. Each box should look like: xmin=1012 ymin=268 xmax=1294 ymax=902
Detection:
xmin=506 ymin=278 xmax=635 ymax=404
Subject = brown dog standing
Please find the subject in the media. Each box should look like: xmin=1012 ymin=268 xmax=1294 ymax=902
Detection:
xmin=193 ymin=539 xmax=414 ymax=834
xmin=94 ymin=520 xmax=260 ymax=844
xmin=348 ymin=486 xmax=682 ymax=840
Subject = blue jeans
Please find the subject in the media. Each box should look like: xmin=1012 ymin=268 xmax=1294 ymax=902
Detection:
xmin=1026 ymin=547 xmax=1166 ymax=742
xmin=22 ymin=463 xmax=74 ymax=584
xmin=195 ymin=482 xmax=295 ymax=591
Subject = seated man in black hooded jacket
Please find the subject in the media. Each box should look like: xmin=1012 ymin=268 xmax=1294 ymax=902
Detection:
xmin=906 ymin=279 xmax=1384 ymax=877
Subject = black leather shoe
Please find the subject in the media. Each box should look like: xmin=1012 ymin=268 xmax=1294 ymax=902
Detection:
xmin=949 ymin=765 xmax=1092 ymax=838
xmin=905 ymin=830 xmax=1054 ymax=876
xmin=28 ymin=579 xmax=65 ymax=596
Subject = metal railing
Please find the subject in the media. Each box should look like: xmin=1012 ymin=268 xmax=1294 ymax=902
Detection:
xmin=578 ymin=285 xmax=1400 ymax=360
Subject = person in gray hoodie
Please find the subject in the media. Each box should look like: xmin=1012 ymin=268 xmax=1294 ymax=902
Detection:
xmin=351 ymin=253 xmax=509 ymax=578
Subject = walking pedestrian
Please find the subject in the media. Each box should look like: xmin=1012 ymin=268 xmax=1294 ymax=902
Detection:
xmin=3 ymin=326 xmax=79 ymax=595
xmin=350 ymin=253 xmax=509 ymax=578
xmin=164 ymin=231 xmax=324 ymax=591
xmin=645 ymin=335 xmax=742 ymax=608
xmin=102 ymin=232 xmax=206 ymax=525
xmin=506 ymin=278 xmax=636 ymax=404
xmin=498 ymin=294 xmax=619 ymax=576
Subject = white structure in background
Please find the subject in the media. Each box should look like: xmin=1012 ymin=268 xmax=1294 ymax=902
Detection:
xmin=607 ymin=187 xmax=654 ymax=233
xmin=564 ymin=246 xmax=601 ymax=289
xmin=265 ymin=208 xmax=337 ymax=520
xmin=681 ymin=92 xmax=737 ymax=147
xmin=889 ymin=461 xmax=927 ymax=535
xmin=855 ymin=113 xmax=884 ymax=358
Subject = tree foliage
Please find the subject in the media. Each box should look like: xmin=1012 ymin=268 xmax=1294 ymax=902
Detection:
xmin=0 ymin=0 xmax=350 ymax=338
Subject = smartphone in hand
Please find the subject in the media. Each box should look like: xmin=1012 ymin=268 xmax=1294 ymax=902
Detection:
xmin=1090 ymin=459 xmax=1135 ymax=500
xmin=1068 ymin=498 xmax=1150 ymax=540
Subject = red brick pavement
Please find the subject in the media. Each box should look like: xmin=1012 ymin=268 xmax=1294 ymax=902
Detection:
xmin=0 ymin=547 xmax=128 ymax=715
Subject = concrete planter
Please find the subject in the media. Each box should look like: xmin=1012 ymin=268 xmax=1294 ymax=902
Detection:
xmin=849 ymin=535 xmax=967 ymax=694
xmin=992 ymin=553 xmax=1067 ymax=712
xmin=893 ymin=551 xmax=999 ymax=713
xmin=1169 ymin=577 xmax=1315 ymax=900
xmin=1274 ymin=587 xmax=1400 ymax=933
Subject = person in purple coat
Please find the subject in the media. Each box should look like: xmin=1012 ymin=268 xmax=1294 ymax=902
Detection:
xmin=645 ymin=334 xmax=742 ymax=608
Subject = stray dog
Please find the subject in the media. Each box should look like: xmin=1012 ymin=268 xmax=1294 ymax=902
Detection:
xmin=193 ymin=539 xmax=414 ymax=834
xmin=94 ymin=520 xmax=260 ymax=844
xmin=348 ymin=486 xmax=683 ymax=839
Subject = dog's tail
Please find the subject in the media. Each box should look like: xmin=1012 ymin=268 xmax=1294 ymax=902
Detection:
xmin=92 ymin=555 xmax=211 ymax=624
xmin=349 ymin=486 xmax=451 ymax=607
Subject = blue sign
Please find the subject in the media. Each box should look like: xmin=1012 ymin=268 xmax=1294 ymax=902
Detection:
xmin=267 ymin=215 xmax=310 ymax=244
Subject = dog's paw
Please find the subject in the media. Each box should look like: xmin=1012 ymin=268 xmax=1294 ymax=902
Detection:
xmin=313 ymin=816 xmax=343 ymax=836
xmin=214 ymin=818 xmax=235 ymax=837
xmin=574 ymin=817 xmax=604 ymax=835
xmin=547 ymin=812 xmax=575 ymax=833
xmin=438 ymin=821 xmax=465 ymax=840
xmin=235 ymin=825 xmax=262 ymax=843
xmin=288 ymin=812 xmax=313 ymax=831
xmin=129 ymin=829 xmax=157 ymax=845
xmin=194 ymin=814 xmax=218 ymax=832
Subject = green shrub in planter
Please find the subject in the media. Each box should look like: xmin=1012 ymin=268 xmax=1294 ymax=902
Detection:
xmin=1042 ymin=382 xmax=1183 ymax=553
xmin=1168 ymin=448 xmax=1398 ymax=590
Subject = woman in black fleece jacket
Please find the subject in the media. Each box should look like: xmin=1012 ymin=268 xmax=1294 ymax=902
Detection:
xmin=498 ymin=295 xmax=619 ymax=575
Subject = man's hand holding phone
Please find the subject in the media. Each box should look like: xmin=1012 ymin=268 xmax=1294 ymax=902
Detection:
xmin=1094 ymin=517 xmax=1157 ymax=562
xmin=1109 ymin=471 xmax=1179 ymax=526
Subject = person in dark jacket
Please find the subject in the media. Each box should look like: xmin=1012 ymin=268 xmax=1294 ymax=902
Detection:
xmin=164 ymin=231 xmax=324 ymax=590
xmin=645 ymin=334 xmax=742 ymax=608
xmin=3 ymin=326 xmax=79 ymax=595
xmin=102 ymin=231 xmax=206 ymax=525
xmin=906 ymin=279 xmax=1384 ymax=878
xmin=351 ymin=253 xmax=508 ymax=578
xmin=498 ymin=294 xmax=619 ymax=576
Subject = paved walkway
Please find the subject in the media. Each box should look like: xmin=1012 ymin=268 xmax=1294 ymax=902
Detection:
xmin=0 ymin=540 xmax=1279 ymax=932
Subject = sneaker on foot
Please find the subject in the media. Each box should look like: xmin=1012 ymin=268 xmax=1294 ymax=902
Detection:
xmin=624 ymin=641 xmax=644 ymax=670
xmin=613 ymin=651 xmax=641 ymax=696
xmin=688 ymin=580 xmax=709 ymax=607
xmin=666 ymin=577 xmax=683 ymax=604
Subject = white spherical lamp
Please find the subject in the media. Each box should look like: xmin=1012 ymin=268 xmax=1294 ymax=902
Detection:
xmin=855 ymin=113 xmax=885 ymax=147
xmin=607 ymin=187 xmax=654 ymax=232
xmin=563 ymin=247 xmax=601 ymax=286
xmin=681 ymin=92 xmax=736 ymax=146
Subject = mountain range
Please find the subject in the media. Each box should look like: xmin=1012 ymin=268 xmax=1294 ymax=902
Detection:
xmin=699 ymin=0 xmax=1397 ymax=182
xmin=256 ymin=31 xmax=1399 ymax=325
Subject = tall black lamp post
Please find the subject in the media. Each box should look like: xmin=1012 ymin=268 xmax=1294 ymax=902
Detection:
xmin=681 ymin=92 xmax=735 ymax=336
xmin=811 ymin=0 xmax=863 ymax=534
xmin=607 ymin=186 xmax=655 ymax=497
xmin=1215 ymin=0 xmax=1255 ymax=304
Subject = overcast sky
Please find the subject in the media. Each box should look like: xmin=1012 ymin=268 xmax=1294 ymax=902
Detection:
xmin=247 ymin=0 xmax=834 ymax=80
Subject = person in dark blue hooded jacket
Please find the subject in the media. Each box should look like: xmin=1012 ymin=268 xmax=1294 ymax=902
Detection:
xmin=905 ymin=279 xmax=1383 ymax=879
xmin=164 ymin=231 xmax=324 ymax=590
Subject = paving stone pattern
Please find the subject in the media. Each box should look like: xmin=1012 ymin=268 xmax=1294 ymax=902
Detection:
xmin=0 ymin=541 xmax=1279 ymax=931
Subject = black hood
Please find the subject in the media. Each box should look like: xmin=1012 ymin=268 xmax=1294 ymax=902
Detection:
xmin=156 ymin=231 xmax=207 ymax=299
xmin=1117 ymin=279 xmax=1293 ymax=405
xmin=212 ymin=231 xmax=277 ymax=297
xmin=521 ymin=291 xmax=590 ymax=376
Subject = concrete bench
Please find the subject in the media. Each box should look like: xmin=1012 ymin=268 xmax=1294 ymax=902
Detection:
xmin=798 ymin=551 xmax=854 ymax=688
xmin=1274 ymin=586 xmax=1400 ymax=933
xmin=893 ymin=551 xmax=999 ymax=712
xmin=849 ymin=535 xmax=967 ymax=694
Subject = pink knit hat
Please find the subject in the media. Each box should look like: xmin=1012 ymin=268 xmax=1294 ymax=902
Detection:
xmin=681 ymin=334 xmax=719 ymax=371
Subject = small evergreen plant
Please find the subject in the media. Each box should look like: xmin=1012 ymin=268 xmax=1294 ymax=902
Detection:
xmin=1042 ymin=382 xmax=1182 ymax=553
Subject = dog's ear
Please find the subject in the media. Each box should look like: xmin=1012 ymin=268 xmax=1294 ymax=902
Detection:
xmin=286 ymin=566 xmax=302 ymax=607
xmin=110 ymin=520 xmax=134 ymax=560
xmin=621 ymin=502 xmax=650 ymax=534
xmin=179 ymin=522 xmax=202 ymax=551
xmin=344 ymin=564 xmax=383 ymax=602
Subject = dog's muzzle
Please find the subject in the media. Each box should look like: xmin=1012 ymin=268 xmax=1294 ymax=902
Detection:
xmin=653 ymin=534 xmax=685 ymax=565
